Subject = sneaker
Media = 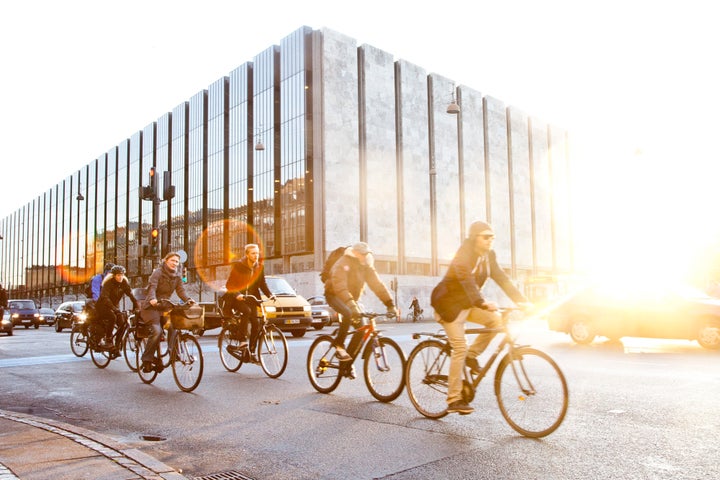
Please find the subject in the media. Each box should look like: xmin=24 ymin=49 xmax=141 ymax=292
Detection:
xmin=447 ymin=400 xmax=474 ymax=415
xmin=465 ymin=356 xmax=481 ymax=374
xmin=141 ymin=361 xmax=155 ymax=373
xmin=335 ymin=345 xmax=351 ymax=361
xmin=347 ymin=365 xmax=356 ymax=380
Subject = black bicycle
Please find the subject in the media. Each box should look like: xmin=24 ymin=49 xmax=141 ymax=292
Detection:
xmin=306 ymin=311 xmax=405 ymax=402
xmin=405 ymin=309 xmax=568 ymax=438
xmin=217 ymin=294 xmax=289 ymax=378
xmin=134 ymin=299 xmax=204 ymax=392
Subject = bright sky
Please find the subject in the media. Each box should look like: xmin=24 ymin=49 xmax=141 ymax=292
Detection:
xmin=1 ymin=0 xmax=718 ymax=281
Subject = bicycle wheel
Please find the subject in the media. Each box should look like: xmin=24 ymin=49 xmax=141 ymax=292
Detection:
xmin=406 ymin=313 xmax=413 ymax=323
xmin=171 ymin=332 xmax=204 ymax=392
xmin=70 ymin=327 xmax=89 ymax=357
xmin=258 ymin=324 xmax=288 ymax=378
xmin=160 ymin=329 xmax=171 ymax=368
xmin=218 ymin=327 xmax=243 ymax=372
xmin=135 ymin=337 xmax=158 ymax=384
xmin=405 ymin=339 xmax=450 ymax=419
xmin=122 ymin=328 xmax=138 ymax=372
xmin=363 ymin=336 xmax=406 ymax=402
xmin=90 ymin=347 xmax=111 ymax=369
xmin=307 ymin=335 xmax=343 ymax=393
xmin=495 ymin=347 xmax=569 ymax=438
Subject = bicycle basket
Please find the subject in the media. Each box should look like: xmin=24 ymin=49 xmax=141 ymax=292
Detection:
xmin=170 ymin=305 xmax=204 ymax=330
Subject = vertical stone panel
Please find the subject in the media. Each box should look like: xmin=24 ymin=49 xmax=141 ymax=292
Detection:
xmin=484 ymin=95 xmax=511 ymax=265
xmin=549 ymin=126 xmax=572 ymax=272
xmin=530 ymin=117 xmax=552 ymax=270
xmin=430 ymin=74 xmax=462 ymax=262
xmin=360 ymin=44 xmax=398 ymax=257
xmin=459 ymin=86 xmax=486 ymax=232
xmin=507 ymin=106 xmax=532 ymax=270
xmin=396 ymin=60 xmax=431 ymax=261
xmin=321 ymin=28 xmax=360 ymax=251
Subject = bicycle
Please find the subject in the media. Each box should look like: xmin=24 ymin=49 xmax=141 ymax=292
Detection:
xmin=217 ymin=293 xmax=288 ymax=378
xmin=406 ymin=309 xmax=424 ymax=323
xmin=404 ymin=308 xmax=568 ymax=438
xmin=72 ymin=305 xmax=130 ymax=369
xmin=306 ymin=311 xmax=405 ymax=402
xmin=122 ymin=311 xmax=170 ymax=372
xmin=134 ymin=299 xmax=205 ymax=392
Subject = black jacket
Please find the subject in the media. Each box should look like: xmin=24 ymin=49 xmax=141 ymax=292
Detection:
xmin=431 ymin=240 xmax=526 ymax=322
xmin=97 ymin=275 xmax=139 ymax=313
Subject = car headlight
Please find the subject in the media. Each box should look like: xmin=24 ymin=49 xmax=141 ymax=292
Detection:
xmin=12 ymin=313 xmax=18 ymax=319
xmin=318 ymin=311 xmax=329 ymax=317
xmin=34 ymin=313 xmax=40 ymax=318
xmin=303 ymin=305 xmax=311 ymax=312
xmin=1 ymin=319 xmax=10 ymax=325
xmin=78 ymin=313 xmax=88 ymax=322
xmin=264 ymin=305 xmax=277 ymax=313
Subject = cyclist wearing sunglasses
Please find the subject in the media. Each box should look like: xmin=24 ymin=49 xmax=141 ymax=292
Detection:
xmin=431 ymin=221 xmax=531 ymax=415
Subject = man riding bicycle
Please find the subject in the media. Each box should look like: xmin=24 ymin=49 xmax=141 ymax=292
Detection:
xmin=96 ymin=265 xmax=139 ymax=358
xmin=223 ymin=243 xmax=273 ymax=361
xmin=431 ymin=221 xmax=531 ymax=415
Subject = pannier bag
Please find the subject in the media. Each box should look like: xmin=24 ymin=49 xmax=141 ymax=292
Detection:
xmin=171 ymin=305 xmax=205 ymax=330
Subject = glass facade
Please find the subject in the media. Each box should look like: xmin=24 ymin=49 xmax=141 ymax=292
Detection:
xmin=0 ymin=26 xmax=569 ymax=307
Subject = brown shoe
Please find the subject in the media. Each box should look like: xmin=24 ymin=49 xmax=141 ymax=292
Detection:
xmin=335 ymin=346 xmax=351 ymax=361
xmin=447 ymin=400 xmax=474 ymax=415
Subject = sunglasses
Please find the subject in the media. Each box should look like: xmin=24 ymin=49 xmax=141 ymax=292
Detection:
xmin=478 ymin=234 xmax=495 ymax=240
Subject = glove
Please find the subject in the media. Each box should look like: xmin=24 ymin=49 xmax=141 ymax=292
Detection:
xmin=384 ymin=300 xmax=398 ymax=319
xmin=346 ymin=300 xmax=362 ymax=319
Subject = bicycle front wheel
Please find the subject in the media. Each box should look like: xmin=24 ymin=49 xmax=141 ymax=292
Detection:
xmin=405 ymin=339 xmax=449 ymax=419
xmin=90 ymin=347 xmax=111 ymax=369
xmin=307 ymin=335 xmax=343 ymax=393
xmin=363 ymin=336 xmax=405 ymax=402
xmin=495 ymin=347 xmax=568 ymax=438
xmin=258 ymin=325 xmax=288 ymax=378
xmin=122 ymin=328 xmax=138 ymax=372
xmin=70 ymin=327 xmax=89 ymax=357
xmin=218 ymin=327 xmax=243 ymax=372
xmin=171 ymin=333 xmax=204 ymax=392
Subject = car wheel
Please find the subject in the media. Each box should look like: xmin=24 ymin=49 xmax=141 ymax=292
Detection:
xmin=291 ymin=329 xmax=306 ymax=338
xmin=697 ymin=322 xmax=720 ymax=350
xmin=569 ymin=319 xmax=595 ymax=345
xmin=55 ymin=321 xmax=62 ymax=333
xmin=34 ymin=323 xmax=40 ymax=329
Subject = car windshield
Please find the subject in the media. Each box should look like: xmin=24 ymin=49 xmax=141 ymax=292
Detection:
xmin=265 ymin=277 xmax=297 ymax=296
xmin=71 ymin=303 xmax=85 ymax=312
xmin=9 ymin=300 xmax=35 ymax=309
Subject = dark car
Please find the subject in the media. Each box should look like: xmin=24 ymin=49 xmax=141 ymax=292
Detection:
xmin=38 ymin=307 xmax=56 ymax=326
xmin=307 ymin=295 xmax=340 ymax=329
xmin=7 ymin=299 xmax=41 ymax=329
xmin=1 ymin=310 xmax=13 ymax=336
xmin=55 ymin=301 xmax=88 ymax=332
xmin=546 ymin=284 xmax=720 ymax=349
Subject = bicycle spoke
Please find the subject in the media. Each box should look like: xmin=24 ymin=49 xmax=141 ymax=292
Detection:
xmin=405 ymin=340 xmax=449 ymax=418
xmin=306 ymin=335 xmax=342 ymax=393
xmin=171 ymin=333 xmax=204 ymax=392
xmin=258 ymin=325 xmax=288 ymax=378
xmin=363 ymin=337 xmax=405 ymax=402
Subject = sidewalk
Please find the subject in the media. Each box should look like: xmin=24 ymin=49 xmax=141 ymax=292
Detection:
xmin=0 ymin=409 xmax=187 ymax=480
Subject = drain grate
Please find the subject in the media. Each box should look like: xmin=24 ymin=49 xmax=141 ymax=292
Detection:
xmin=193 ymin=470 xmax=255 ymax=480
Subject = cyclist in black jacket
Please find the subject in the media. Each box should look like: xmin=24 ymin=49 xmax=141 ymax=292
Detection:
xmin=97 ymin=265 xmax=139 ymax=357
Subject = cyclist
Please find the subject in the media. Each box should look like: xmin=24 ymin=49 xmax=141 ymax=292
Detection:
xmin=223 ymin=243 xmax=273 ymax=361
xmin=409 ymin=296 xmax=422 ymax=322
xmin=139 ymin=252 xmax=196 ymax=373
xmin=324 ymin=242 xmax=398 ymax=361
xmin=96 ymin=265 xmax=139 ymax=358
xmin=430 ymin=221 xmax=531 ymax=415
xmin=88 ymin=263 xmax=114 ymax=301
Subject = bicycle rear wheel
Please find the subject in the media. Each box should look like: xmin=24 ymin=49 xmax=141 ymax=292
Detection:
xmin=90 ymin=347 xmax=111 ymax=369
xmin=307 ymin=335 xmax=343 ymax=393
xmin=405 ymin=339 xmax=449 ymax=419
xmin=363 ymin=336 xmax=405 ymax=402
xmin=258 ymin=324 xmax=288 ymax=378
xmin=135 ymin=337 xmax=158 ymax=384
xmin=495 ymin=347 xmax=568 ymax=438
xmin=218 ymin=327 xmax=243 ymax=372
xmin=171 ymin=333 xmax=204 ymax=392
xmin=70 ymin=327 xmax=89 ymax=357
xmin=122 ymin=328 xmax=138 ymax=372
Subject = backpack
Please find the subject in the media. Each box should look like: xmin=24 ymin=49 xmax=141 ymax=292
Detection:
xmin=319 ymin=246 xmax=348 ymax=283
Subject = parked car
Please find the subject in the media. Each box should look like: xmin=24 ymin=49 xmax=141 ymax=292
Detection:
xmin=55 ymin=301 xmax=88 ymax=332
xmin=263 ymin=276 xmax=312 ymax=337
xmin=546 ymin=284 xmax=720 ymax=349
xmin=38 ymin=307 xmax=56 ymax=326
xmin=1 ymin=310 xmax=13 ymax=336
xmin=307 ymin=295 xmax=340 ymax=329
xmin=7 ymin=299 xmax=41 ymax=329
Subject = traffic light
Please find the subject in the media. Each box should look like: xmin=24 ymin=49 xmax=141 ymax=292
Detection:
xmin=182 ymin=266 xmax=187 ymax=283
xmin=150 ymin=228 xmax=160 ymax=255
xmin=149 ymin=167 xmax=157 ymax=194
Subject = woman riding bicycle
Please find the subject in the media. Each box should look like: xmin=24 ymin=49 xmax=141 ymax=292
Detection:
xmin=222 ymin=243 xmax=273 ymax=361
xmin=96 ymin=265 xmax=139 ymax=358
xmin=139 ymin=252 xmax=196 ymax=373
xmin=430 ymin=221 xmax=531 ymax=415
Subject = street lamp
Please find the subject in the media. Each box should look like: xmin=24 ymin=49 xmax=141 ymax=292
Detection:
xmin=447 ymin=85 xmax=460 ymax=114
